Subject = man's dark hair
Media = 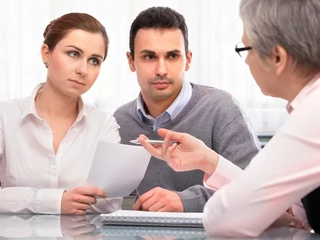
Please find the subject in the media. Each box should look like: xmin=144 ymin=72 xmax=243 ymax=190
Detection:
xmin=129 ymin=6 xmax=189 ymax=59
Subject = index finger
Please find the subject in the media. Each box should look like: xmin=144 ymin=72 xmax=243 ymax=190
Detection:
xmin=137 ymin=137 xmax=163 ymax=160
xmin=162 ymin=131 xmax=174 ymax=158
xmin=132 ymin=190 xmax=155 ymax=210
xmin=74 ymin=187 xmax=107 ymax=198
xmin=138 ymin=134 xmax=149 ymax=140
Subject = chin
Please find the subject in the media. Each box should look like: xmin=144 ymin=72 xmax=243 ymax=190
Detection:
xmin=65 ymin=89 xmax=85 ymax=98
xmin=154 ymin=92 xmax=174 ymax=100
xmin=260 ymin=88 xmax=279 ymax=98
xmin=260 ymin=89 xmax=269 ymax=96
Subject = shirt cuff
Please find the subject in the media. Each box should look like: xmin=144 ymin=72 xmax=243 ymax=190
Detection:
xmin=204 ymin=155 xmax=243 ymax=190
xmin=35 ymin=189 xmax=65 ymax=214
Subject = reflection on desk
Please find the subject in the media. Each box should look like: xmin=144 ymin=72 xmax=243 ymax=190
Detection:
xmin=0 ymin=214 xmax=318 ymax=240
xmin=100 ymin=225 xmax=206 ymax=239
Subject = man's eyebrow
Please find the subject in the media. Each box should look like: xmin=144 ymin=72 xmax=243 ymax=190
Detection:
xmin=66 ymin=45 xmax=104 ymax=60
xmin=139 ymin=49 xmax=182 ymax=55
xmin=139 ymin=49 xmax=156 ymax=55
xmin=166 ymin=49 xmax=181 ymax=54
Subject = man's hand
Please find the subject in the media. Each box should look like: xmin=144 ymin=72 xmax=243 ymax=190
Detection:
xmin=132 ymin=187 xmax=184 ymax=212
xmin=61 ymin=187 xmax=107 ymax=215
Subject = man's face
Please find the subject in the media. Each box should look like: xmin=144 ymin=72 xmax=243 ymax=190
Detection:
xmin=127 ymin=28 xmax=192 ymax=106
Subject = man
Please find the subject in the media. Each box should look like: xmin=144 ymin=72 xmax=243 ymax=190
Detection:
xmin=114 ymin=6 xmax=260 ymax=212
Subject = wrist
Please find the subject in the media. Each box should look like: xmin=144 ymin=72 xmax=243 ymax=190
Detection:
xmin=201 ymin=148 xmax=219 ymax=176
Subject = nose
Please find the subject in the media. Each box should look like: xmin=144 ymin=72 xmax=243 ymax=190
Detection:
xmin=155 ymin=58 xmax=168 ymax=78
xmin=76 ymin=60 xmax=88 ymax=76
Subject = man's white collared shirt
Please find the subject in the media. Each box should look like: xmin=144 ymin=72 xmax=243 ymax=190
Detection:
xmin=137 ymin=80 xmax=193 ymax=131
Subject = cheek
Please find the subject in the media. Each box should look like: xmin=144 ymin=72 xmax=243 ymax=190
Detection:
xmin=135 ymin=68 xmax=150 ymax=83
xmin=169 ymin=62 xmax=184 ymax=76
xmin=49 ymin=55 xmax=70 ymax=76
xmin=246 ymin=56 xmax=260 ymax=78
xmin=248 ymin=64 xmax=263 ymax=86
xmin=248 ymin=63 xmax=271 ymax=95
xmin=88 ymin=68 xmax=100 ymax=82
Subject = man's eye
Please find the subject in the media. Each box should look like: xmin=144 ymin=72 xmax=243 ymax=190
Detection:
xmin=144 ymin=55 xmax=156 ymax=60
xmin=168 ymin=54 xmax=179 ymax=59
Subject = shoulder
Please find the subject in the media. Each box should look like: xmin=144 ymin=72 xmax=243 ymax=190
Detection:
xmin=113 ymin=99 xmax=136 ymax=118
xmin=0 ymin=96 xmax=30 ymax=107
xmin=192 ymin=83 xmax=243 ymax=111
xmin=0 ymin=96 xmax=31 ymax=116
xmin=83 ymin=104 xmax=118 ymax=127
xmin=83 ymin=105 xmax=120 ymax=142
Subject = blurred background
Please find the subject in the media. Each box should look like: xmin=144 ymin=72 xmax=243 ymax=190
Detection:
xmin=0 ymin=0 xmax=288 ymax=136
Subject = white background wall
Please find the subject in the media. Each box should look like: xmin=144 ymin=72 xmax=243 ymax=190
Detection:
xmin=0 ymin=0 xmax=288 ymax=135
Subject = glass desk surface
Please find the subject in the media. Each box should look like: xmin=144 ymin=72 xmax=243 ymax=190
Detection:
xmin=0 ymin=214 xmax=319 ymax=240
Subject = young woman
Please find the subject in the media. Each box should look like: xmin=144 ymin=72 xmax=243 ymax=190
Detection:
xmin=0 ymin=12 xmax=121 ymax=215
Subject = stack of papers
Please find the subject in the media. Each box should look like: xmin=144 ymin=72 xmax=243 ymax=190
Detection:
xmin=100 ymin=210 xmax=204 ymax=228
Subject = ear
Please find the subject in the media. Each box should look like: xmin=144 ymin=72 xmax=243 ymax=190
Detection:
xmin=126 ymin=52 xmax=136 ymax=72
xmin=41 ymin=44 xmax=50 ymax=63
xmin=272 ymin=45 xmax=287 ymax=76
xmin=185 ymin=50 xmax=192 ymax=71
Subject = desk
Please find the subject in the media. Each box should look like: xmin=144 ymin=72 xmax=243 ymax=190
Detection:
xmin=0 ymin=214 xmax=318 ymax=239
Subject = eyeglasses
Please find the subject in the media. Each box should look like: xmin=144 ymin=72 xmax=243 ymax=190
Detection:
xmin=235 ymin=42 xmax=252 ymax=58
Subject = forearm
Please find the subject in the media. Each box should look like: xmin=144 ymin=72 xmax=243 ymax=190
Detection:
xmin=202 ymin=136 xmax=320 ymax=237
xmin=204 ymin=155 xmax=243 ymax=190
xmin=0 ymin=187 xmax=64 ymax=214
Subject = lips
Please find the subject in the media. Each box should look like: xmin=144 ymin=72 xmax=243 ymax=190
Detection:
xmin=152 ymin=82 xmax=170 ymax=89
xmin=69 ymin=79 xmax=85 ymax=86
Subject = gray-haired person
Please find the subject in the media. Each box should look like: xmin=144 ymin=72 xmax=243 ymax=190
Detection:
xmin=138 ymin=0 xmax=320 ymax=237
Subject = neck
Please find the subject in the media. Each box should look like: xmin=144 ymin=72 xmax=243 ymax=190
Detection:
xmin=281 ymin=72 xmax=316 ymax=103
xmin=141 ymin=84 xmax=183 ymax=118
xmin=37 ymin=82 xmax=78 ymax=119
xmin=143 ymin=100 xmax=171 ymax=118
xmin=142 ymin=93 xmax=180 ymax=118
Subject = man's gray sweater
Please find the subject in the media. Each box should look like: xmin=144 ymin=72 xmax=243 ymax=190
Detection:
xmin=114 ymin=83 xmax=260 ymax=212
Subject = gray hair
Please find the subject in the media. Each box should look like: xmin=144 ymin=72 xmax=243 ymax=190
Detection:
xmin=240 ymin=0 xmax=320 ymax=73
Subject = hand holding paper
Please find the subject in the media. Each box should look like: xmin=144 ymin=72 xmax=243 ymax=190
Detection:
xmin=86 ymin=142 xmax=151 ymax=198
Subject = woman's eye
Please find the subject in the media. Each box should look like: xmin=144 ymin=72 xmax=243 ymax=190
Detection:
xmin=90 ymin=58 xmax=100 ymax=66
xmin=68 ymin=51 xmax=79 ymax=58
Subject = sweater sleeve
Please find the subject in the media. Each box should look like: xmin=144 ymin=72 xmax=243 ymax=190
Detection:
xmin=214 ymin=111 xmax=260 ymax=170
xmin=176 ymin=185 xmax=214 ymax=212
xmin=177 ymin=155 xmax=243 ymax=212
xmin=176 ymin=99 xmax=260 ymax=212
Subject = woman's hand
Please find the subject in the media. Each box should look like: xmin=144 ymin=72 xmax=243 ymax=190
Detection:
xmin=138 ymin=128 xmax=219 ymax=176
xmin=61 ymin=187 xmax=106 ymax=215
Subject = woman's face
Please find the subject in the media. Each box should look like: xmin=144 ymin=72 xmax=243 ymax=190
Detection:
xmin=42 ymin=29 xmax=105 ymax=98
xmin=242 ymin=29 xmax=282 ymax=98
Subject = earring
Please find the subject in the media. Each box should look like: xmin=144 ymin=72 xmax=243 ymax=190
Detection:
xmin=43 ymin=61 xmax=48 ymax=67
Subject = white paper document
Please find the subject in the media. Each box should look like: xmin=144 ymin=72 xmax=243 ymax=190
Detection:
xmin=86 ymin=142 xmax=151 ymax=198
